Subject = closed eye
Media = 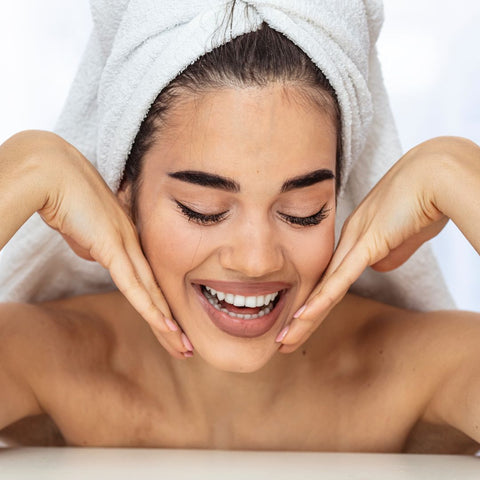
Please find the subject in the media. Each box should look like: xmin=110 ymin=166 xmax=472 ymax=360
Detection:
xmin=175 ymin=200 xmax=330 ymax=227
xmin=278 ymin=203 xmax=330 ymax=227
xmin=175 ymin=201 xmax=228 ymax=225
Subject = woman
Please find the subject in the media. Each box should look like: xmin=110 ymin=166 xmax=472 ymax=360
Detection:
xmin=1 ymin=3 xmax=480 ymax=452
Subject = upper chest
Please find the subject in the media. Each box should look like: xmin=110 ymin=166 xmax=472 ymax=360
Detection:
xmin=45 ymin=344 xmax=429 ymax=452
xmin=39 ymin=294 xmax=470 ymax=452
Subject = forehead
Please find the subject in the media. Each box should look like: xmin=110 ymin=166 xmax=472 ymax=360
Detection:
xmin=144 ymin=85 xmax=337 ymax=179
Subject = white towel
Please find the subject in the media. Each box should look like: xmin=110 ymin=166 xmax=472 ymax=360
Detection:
xmin=0 ymin=0 xmax=455 ymax=311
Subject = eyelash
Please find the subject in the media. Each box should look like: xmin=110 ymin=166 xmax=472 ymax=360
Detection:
xmin=278 ymin=203 xmax=330 ymax=227
xmin=176 ymin=201 xmax=228 ymax=225
xmin=176 ymin=201 xmax=330 ymax=227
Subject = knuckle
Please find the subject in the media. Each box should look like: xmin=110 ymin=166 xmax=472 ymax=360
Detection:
xmin=320 ymin=289 xmax=337 ymax=308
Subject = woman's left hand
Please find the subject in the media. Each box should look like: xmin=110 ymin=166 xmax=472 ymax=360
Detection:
xmin=276 ymin=137 xmax=468 ymax=353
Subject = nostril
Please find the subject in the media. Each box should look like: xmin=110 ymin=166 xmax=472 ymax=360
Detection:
xmin=219 ymin=244 xmax=284 ymax=277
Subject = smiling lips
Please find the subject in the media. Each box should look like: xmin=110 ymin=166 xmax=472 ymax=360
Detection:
xmin=193 ymin=280 xmax=290 ymax=338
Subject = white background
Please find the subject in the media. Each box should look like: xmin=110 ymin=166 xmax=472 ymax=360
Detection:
xmin=0 ymin=1 xmax=479 ymax=311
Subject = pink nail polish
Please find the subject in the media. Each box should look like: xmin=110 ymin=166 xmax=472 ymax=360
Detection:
xmin=293 ymin=304 xmax=306 ymax=318
xmin=275 ymin=326 xmax=290 ymax=343
xmin=181 ymin=333 xmax=194 ymax=351
xmin=165 ymin=317 xmax=178 ymax=332
xmin=183 ymin=351 xmax=194 ymax=358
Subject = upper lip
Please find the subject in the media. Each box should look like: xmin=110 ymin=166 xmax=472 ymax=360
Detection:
xmin=191 ymin=280 xmax=291 ymax=296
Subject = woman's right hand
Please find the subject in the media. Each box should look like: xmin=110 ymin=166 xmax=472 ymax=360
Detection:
xmin=0 ymin=130 xmax=193 ymax=359
xmin=278 ymin=136 xmax=480 ymax=353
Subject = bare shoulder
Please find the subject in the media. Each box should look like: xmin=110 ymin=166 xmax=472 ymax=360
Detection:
xmin=394 ymin=307 xmax=480 ymax=450
xmin=0 ymin=296 xmax=114 ymax=408
xmin=342 ymin=293 xmax=480 ymax=450
xmin=0 ymin=302 xmax=70 ymax=374
xmin=0 ymin=301 xmax=87 ymax=432
xmin=333 ymin=293 xmax=480 ymax=410
xmin=410 ymin=308 xmax=480 ymax=442
xmin=0 ymin=302 xmax=56 ymax=428
xmin=340 ymin=292 xmax=480 ymax=358
xmin=359 ymin=297 xmax=480 ymax=374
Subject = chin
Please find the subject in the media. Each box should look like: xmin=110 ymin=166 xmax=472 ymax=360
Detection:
xmin=195 ymin=339 xmax=279 ymax=373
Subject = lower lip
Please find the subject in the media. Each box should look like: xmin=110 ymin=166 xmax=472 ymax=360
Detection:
xmin=194 ymin=285 xmax=286 ymax=338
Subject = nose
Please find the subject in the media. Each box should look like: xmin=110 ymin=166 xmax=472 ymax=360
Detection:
xmin=219 ymin=217 xmax=284 ymax=278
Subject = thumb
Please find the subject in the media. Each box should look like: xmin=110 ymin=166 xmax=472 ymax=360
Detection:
xmin=371 ymin=218 xmax=448 ymax=272
xmin=61 ymin=233 xmax=95 ymax=261
xmin=370 ymin=236 xmax=422 ymax=272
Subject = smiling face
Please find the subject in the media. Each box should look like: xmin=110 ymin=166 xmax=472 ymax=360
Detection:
xmin=122 ymin=84 xmax=337 ymax=373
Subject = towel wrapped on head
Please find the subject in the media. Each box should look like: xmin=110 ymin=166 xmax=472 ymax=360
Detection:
xmin=0 ymin=0 xmax=455 ymax=311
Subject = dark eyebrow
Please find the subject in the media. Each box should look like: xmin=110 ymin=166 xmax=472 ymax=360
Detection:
xmin=168 ymin=168 xmax=334 ymax=194
xmin=167 ymin=170 xmax=240 ymax=193
xmin=280 ymin=169 xmax=335 ymax=193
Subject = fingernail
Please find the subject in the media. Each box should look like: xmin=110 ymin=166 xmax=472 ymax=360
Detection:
xmin=181 ymin=333 xmax=194 ymax=351
xmin=293 ymin=305 xmax=306 ymax=318
xmin=275 ymin=326 xmax=290 ymax=343
xmin=165 ymin=317 xmax=179 ymax=332
xmin=183 ymin=351 xmax=194 ymax=358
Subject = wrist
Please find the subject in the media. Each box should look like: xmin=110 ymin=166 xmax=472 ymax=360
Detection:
xmin=0 ymin=130 xmax=64 ymax=249
xmin=3 ymin=130 xmax=74 ymax=212
xmin=427 ymin=136 xmax=480 ymax=220
xmin=1 ymin=131 xmax=52 ymax=211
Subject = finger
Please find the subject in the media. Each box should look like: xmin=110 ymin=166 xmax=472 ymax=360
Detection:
xmin=309 ymin=221 xmax=364 ymax=301
xmin=278 ymin=343 xmax=298 ymax=354
xmin=151 ymin=323 xmax=191 ymax=356
xmin=371 ymin=219 xmax=448 ymax=272
xmin=61 ymin=233 xmax=95 ymax=261
xmin=122 ymin=231 xmax=176 ymax=325
xmin=149 ymin=324 xmax=194 ymax=360
xmin=109 ymin=248 xmax=195 ymax=356
xmin=104 ymin=245 xmax=181 ymax=333
xmin=91 ymin=219 xmax=192 ymax=357
xmin=278 ymin=329 xmax=314 ymax=354
xmin=102 ymin=220 xmax=175 ymax=325
xmin=283 ymin=231 xmax=357 ymax=327
xmin=106 ymin=246 xmax=164 ymax=325
xmin=280 ymin=242 xmax=369 ymax=346
xmin=370 ymin=240 xmax=418 ymax=272
xmin=120 ymin=234 xmax=197 ymax=357
xmin=326 ymin=206 xmax=376 ymax=269
xmin=311 ymin=242 xmax=370 ymax=311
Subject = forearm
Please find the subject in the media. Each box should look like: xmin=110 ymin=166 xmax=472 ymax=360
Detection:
xmin=432 ymin=136 xmax=480 ymax=254
xmin=0 ymin=131 xmax=52 ymax=250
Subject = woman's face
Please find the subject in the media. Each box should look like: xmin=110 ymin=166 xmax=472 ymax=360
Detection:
xmin=130 ymin=84 xmax=337 ymax=373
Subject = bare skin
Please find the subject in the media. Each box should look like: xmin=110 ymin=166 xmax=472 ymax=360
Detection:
xmin=283 ymin=136 xmax=480 ymax=352
xmin=2 ymin=86 xmax=480 ymax=453
xmin=1 ymin=290 xmax=480 ymax=454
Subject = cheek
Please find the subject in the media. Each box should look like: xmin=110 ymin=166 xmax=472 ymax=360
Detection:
xmin=292 ymin=219 xmax=335 ymax=286
xmin=139 ymin=213 xmax=206 ymax=292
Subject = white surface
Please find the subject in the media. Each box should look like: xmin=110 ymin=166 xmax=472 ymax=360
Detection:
xmin=0 ymin=2 xmax=479 ymax=310
xmin=0 ymin=448 xmax=478 ymax=480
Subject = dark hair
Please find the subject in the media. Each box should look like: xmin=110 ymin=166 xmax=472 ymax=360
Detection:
xmin=122 ymin=21 xmax=342 ymax=216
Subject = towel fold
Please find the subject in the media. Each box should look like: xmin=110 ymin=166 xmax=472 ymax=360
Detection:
xmin=0 ymin=0 xmax=455 ymax=311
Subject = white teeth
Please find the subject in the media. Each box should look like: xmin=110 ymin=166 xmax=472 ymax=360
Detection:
xmin=203 ymin=285 xmax=281 ymax=317
xmin=205 ymin=285 xmax=280 ymax=308
xmin=255 ymin=295 xmax=265 ymax=307
xmin=207 ymin=299 xmax=272 ymax=319
xmin=233 ymin=295 xmax=245 ymax=307
xmin=245 ymin=296 xmax=257 ymax=308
